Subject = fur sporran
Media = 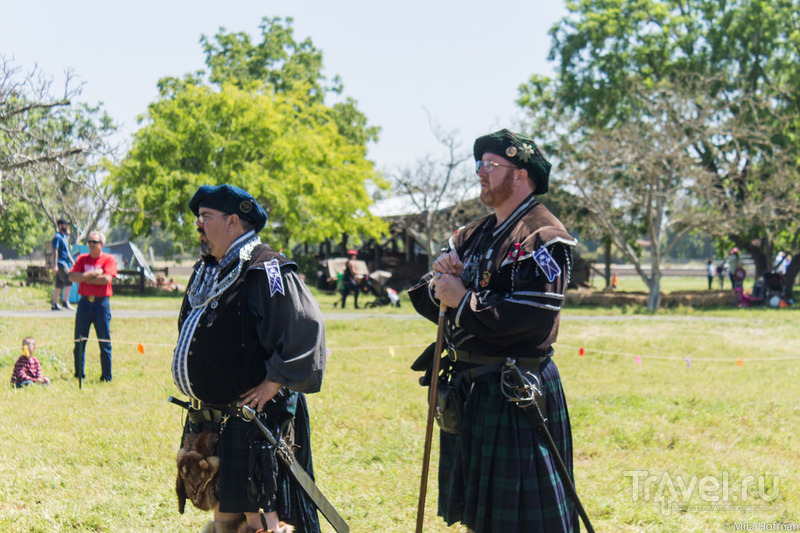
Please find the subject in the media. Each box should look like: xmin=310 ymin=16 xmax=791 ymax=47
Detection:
xmin=175 ymin=430 xmax=220 ymax=513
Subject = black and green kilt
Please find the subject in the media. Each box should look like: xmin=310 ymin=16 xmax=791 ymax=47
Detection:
xmin=197 ymin=392 xmax=321 ymax=532
xmin=438 ymin=356 xmax=578 ymax=533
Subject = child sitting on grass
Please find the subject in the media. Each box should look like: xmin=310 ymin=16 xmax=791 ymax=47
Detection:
xmin=10 ymin=337 xmax=50 ymax=388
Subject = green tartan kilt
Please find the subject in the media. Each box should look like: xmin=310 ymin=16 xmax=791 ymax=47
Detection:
xmin=438 ymin=356 xmax=578 ymax=533
xmin=184 ymin=392 xmax=321 ymax=532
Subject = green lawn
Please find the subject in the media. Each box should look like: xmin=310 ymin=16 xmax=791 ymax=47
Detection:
xmin=1 ymin=274 xmax=798 ymax=531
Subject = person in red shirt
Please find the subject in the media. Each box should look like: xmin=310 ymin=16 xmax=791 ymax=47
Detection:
xmin=10 ymin=337 xmax=50 ymax=387
xmin=69 ymin=230 xmax=118 ymax=382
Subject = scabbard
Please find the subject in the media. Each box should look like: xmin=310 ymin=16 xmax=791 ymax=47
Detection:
xmin=506 ymin=364 xmax=595 ymax=533
xmin=241 ymin=405 xmax=350 ymax=533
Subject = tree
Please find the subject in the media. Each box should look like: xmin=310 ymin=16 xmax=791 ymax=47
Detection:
xmin=558 ymin=81 xmax=766 ymax=309
xmin=519 ymin=0 xmax=800 ymax=301
xmin=0 ymin=57 xmax=118 ymax=253
xmin=201 ymin=17 xmax=380 ymax=147
xmin=110 ymin=17 xmax=386 ymax=251
xmin=389 ymin=119 xmax=478 ymax=269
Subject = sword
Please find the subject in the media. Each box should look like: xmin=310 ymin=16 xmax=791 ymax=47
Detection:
xmin=503 ymin=359 xmax=595 ymax=533
xmin=240 ymin=405 xmax=350 ymax=533
xmin=168 ymin=397 xmax=349 ymax=533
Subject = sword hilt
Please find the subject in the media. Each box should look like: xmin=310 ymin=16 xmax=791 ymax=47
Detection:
xmin=241 ymin=404 xmax=257 ymax=421
xmin=168 ymin=396 xmax=190 ymax=410
xmin=501 ymin=358 xmax=541 ymax=408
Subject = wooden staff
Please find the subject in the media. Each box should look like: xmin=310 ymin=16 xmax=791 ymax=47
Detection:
xmin=415 ymin=302 xmax=447 ymax=533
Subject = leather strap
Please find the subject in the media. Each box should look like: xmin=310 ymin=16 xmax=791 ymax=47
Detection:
xmin=448 ymin=349 xmax=548 ymax=368
xmin=241 ymin=406 xmax=350 ymax=533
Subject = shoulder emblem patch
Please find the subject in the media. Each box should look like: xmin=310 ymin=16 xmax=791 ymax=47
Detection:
xmin=264 ymin=259 xmax=285 ymax=297
xmin=533 ymin=246 xmax=561 ymax=282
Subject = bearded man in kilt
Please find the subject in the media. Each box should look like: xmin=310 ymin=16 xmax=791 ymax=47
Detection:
xmin=172 ymin=184 xmax=326 ymax=533
xmin=409 ymin=129 xmax=579 ymax=532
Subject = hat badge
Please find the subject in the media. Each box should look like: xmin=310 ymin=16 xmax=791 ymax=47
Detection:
xmin=518 ymin=143 xmax=534 ymax=162
xmin=239 ymin=200 xmax=253 ymax=214
xmin=505 ymin=146 xmax=517 ymax=158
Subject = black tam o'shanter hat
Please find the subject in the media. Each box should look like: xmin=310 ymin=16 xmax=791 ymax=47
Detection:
xmin=189 ymin=184 xmax=268 ymax=232
xmin=473 ymin=129 xmax=552 ymax=194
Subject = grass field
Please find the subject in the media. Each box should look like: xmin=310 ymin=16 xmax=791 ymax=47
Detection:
xmin=1 ymin=277 xmax=798 ymax=531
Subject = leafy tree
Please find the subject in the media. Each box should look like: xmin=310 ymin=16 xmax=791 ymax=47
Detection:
xmin=110 ymin=17 xmax=386 ymax=251
xmin=0 ymin=57 xmax=118 ymax=253
xmin=557 ymin=82 xmax=727 ymax=309
xmin=519 ymin=0 xmax=800 ymax=302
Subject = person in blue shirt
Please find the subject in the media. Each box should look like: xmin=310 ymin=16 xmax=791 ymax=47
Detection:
xmin=51 ymin=218 xmax=75 ymax=311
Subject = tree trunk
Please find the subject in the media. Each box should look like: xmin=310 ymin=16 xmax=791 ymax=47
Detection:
xmin=783 ymin=251 xmax=799 ymax=299
xmin=646 ymin=261 xmax=662 ymax=312
xmin=603 ymin=237 xmax=612 ymax=289
xmin=746 ymin=242 xmax=770 ymax=282
xmin=647 ymin=279 xmax=662 ymax=311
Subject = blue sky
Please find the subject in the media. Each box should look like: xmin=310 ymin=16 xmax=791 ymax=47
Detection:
xmin=2 ymin=0 xmax=567 ymax=171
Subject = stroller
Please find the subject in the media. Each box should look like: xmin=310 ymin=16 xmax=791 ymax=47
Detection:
xmin=362 ymin=269 xmax=401 ymax=308
xmin=739 ymin=270 xmax=786 ymax=308
xmin=759 ymin=270 xmax=786 ymax=307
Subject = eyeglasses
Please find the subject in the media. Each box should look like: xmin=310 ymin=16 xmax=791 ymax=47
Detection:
xmin=476 ymin=160 xmax=517 ymax=175
xmin=87 ymin=240 xmax=102 ymax=245
xmin=196 ymin=213 xmax=230 ymax=224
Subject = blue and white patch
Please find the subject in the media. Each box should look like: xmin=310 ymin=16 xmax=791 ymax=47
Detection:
xmin=264 ymin=259 xmax=285 ymax=297
xmin=533 ymin=246 xmax=561 ymax=282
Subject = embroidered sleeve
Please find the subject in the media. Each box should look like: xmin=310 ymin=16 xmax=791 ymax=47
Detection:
xmin=250 ymin=269 xmax=326 ymax=393
xmin=263 ymin=259 xmax=285 ymax=297
xmin=454 ymin=243 xmax=572 ymax=346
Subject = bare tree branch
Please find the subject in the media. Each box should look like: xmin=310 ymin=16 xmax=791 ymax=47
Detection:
xmin=388 ymin=115 xmax=477 ymax=268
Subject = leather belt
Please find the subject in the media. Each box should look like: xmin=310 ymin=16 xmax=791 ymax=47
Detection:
xmin=82 ymin=296 xmax=108 ymax=302
xmin=446 ymin=350 xmax=549 ymax=420
xmin=447 ymin=349 xmax=547 ymax=369
xmin=187 ymin=398 xmax=241 ymax=425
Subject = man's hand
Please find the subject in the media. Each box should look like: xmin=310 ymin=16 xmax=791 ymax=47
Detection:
xmin=430 ymin=250 xmax=468 ymax=307
xmin=433 ymin=250 xmax=464 ymax=277
xmin=238 ymin=379 xmax=282 ymax=412
xmin=432 ymin=272 xmax=468 ymax=308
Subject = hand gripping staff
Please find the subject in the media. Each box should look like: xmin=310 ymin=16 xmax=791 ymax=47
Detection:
xmin=415 ymin=302 xmax=447 ymax=533
xmin=168 ymin=397 xmax=350 ymax=533
xmin=502 ymin=358 xmax=595 ymax=533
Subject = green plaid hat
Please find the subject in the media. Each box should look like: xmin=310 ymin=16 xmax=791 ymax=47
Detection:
xmin=473 ymin=129 xmax=551 ymax=194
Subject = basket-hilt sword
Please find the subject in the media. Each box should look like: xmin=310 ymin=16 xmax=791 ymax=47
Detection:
xmin=503 ymin=359 xmax=595 ymax=533
xmin=168 ymin=397 xmax=350 ymax=533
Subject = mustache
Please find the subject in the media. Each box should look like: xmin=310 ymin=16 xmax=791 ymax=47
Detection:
xmin=197 ymin=228 xmax=210 ymax=258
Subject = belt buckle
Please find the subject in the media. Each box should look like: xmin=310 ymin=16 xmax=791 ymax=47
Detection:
xmin=88 ymin=296 xmax=95 ymax=302
xmin=190 ymin=398 xmax=203 ymax=410
xmin=446 ymin=346 xmax=458 ymax=362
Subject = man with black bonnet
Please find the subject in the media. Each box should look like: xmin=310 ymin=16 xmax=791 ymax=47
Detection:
xmin=409 ymin=129 xmax=579 ymax=532
xmin=172 ymin=184 xmax=326 ymax=533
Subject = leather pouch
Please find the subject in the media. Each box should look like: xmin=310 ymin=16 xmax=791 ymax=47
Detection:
xmin=434 ymin=381 xmax=464 ymax=434
xmin=247 ymin=430 xmax=279 ymax=503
